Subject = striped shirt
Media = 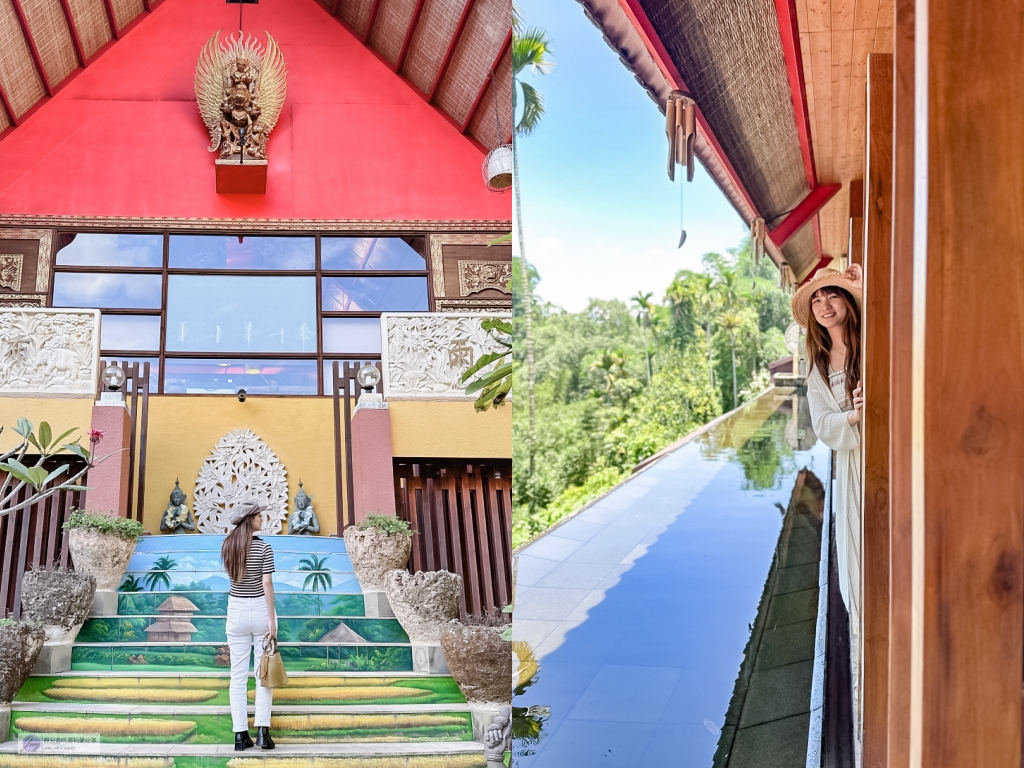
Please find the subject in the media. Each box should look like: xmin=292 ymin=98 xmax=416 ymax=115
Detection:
xmin=229 ymin=537 xmax=275 ymax=598
xmin=828 ymin=367 xmax=853 ymax=412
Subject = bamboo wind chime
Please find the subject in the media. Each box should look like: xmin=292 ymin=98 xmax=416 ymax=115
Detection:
xmin=750 ymin=217 xmax=767 ymax=265
xmin=666 ymin=91 xmax=696 ymax=247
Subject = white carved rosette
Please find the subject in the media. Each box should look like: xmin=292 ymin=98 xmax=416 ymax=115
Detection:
xmin=194 ymin=429 xmax=288 ymax=534
xmin=382 ymin=313 xmax=509 ymax=400
xmin=0 ymin=308 xmax=100 ymax=396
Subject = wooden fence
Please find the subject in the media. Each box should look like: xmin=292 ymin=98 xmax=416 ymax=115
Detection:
xmin=97 ymin=359 xmax=151 ymax=521
xmin=394 ymin=459 xmax=512 ymax=618
xmin=330 ymin=360 xmax=384 ymax=532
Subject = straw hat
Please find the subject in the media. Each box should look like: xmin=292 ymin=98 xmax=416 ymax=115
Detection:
xmin=790 ymin=265 xmax=863 ymax=328
xmin=228 ymin=499 xmax=266 ymax=527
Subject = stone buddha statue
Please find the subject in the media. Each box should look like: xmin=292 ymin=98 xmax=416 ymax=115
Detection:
xmin=288 ymin=480 xmax=320 ymax=535
xmin=160 ymin=479 xmax=195 ymax=534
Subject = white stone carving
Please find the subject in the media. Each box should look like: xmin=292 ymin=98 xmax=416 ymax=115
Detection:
xmin=194 ymin=429 xmax=289 ymax=534
xmin=0 ymin=254 xmax=23 ymax=291
xmin=0 ymin=308 xmax=100 ymax=397
xmin=457 ymin=260 xmax=512 ymax=296
xmin=381 ymin=313 xmax=508 ymax=400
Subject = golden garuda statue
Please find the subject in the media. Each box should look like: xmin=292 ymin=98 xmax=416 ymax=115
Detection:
xmin=194 ymin=30 xmax=287 ymax=162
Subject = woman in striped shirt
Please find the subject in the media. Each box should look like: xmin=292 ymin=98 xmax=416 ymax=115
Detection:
xmin=221 ymin=499 xmax=278 ymax=751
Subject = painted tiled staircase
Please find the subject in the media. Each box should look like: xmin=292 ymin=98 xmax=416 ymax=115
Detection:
xmin=3 ymin=535 xmax=486 ymax=768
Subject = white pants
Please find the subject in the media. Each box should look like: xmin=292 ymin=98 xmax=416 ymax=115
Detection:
xmin=226 ymin=596 xmax=273 ymax=732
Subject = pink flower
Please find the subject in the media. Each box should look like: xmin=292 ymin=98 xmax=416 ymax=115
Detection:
xmin=88 ymin=429 xmax=104 ymax=444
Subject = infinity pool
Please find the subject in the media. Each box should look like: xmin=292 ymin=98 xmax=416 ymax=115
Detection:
xmin=513 ymin=390 xmax=830 ymax=767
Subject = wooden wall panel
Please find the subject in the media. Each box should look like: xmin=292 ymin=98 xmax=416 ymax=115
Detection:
xmin=886 ymin=1 xmax=912 ymax=765
xmin=401 ymin=0 xmax=469 ymax=95
xmin=913 ymin=0 xmax=1024 ymax=762
xmin=20 ymin=0 xmax=78 ymax=87
xmin=65 ymin=0 xmax=111 ymax=59
xmin=0 ymin=0 xmax=46 ymax=117
xmin=368 ymin=0 xmax=418 ymax=65
xmin=109 ymin=0 xmax=141 ymax=32
xmin=434 ymin=0 xmax=509 ymax=125
xmin=860 ymin=51 xmax=892 ymax=768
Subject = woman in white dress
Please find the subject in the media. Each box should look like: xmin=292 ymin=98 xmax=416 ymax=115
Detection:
xmin=790 ymin=265 xmax=864 ymax=626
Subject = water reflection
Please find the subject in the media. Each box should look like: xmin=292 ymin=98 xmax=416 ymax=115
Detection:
xmin=513 ymin=641 xmax=549 ymax=759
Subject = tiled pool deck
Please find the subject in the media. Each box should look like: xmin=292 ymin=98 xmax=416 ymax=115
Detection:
xmin=513 ymin=392 xmax=831 ymax=767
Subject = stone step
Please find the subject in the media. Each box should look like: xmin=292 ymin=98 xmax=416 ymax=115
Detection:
xmin=118 ymin=571 xmax=359 ymax=595
xmin=78 ymin=617 xmax=408 ymax=644
xmin=10 ymin=704 xmax=472 ymax=715
xmin=117 ymin=592 xmax=366 ymax=617
xmin=7 ymin=708 xmax=475 ymax=745
xmin=17 ymin=676 xmax=465 ymax=707
xmin=0 ymin=740 xmax=486 ymax=768
xmin=132 ymin=535 xmax=350 ymax=555
xmin=70 ymin=644 xmax=414 ymax=674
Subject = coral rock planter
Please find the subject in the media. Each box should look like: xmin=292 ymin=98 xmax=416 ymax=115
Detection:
xmin=440 ymin=621 xmax=513 ymax=743
xmin=0 ymin=619 xmax=46 ymax=743
xmin=384 ymin=569 xmax=462 ymax=674
xmin=67 ymin=525 xmax=138 ymax=616
xmin=344 ymin=526 xmax=412 ymax=618
xmin=21 ymin=568 xmax=97 ymax=674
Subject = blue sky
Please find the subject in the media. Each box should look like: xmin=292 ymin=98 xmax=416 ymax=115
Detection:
xmin=514 ymin=0 xmax=748 ymax=312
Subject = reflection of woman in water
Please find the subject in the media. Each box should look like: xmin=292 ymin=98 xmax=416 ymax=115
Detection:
xmin=791 ymin=265 xmax=864 ymax=627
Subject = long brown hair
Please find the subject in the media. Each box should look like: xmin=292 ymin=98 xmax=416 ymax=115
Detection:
xmin=805 ymin=286 xmax=860 ymax=404
xmin=221 ymin=514 xmax=257 ymax=584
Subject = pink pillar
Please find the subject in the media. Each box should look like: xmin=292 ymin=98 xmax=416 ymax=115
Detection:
xmin=83 ymin=403 xmax=131 ymax=518
xmin=350 ymin=405 xmax=396 ymax=522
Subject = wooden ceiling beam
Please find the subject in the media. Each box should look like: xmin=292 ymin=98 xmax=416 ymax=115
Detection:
xmin=102 ymin=0 xmax=119 ymax=39
xmin=0 ymin=81 xmax=19 ymax=127
xmin=768 ymin=183 xmax=842 ymax=247
xmin=428 ymin=0 xmax=477 ymax=103
xmin=772 ymin=0 xmax=816 ymax=188
xmin=10 ymin=0 xmax=54 ymax=96
xmin=56 ymin=0 xmax=86 ymax=67
xmin=462 ymin=30 xmax=511 ymax=135
xmin=363 ymin=0 xmax=383 ymax=44
xmin=396 ymin=0 xmax=427 ymax=73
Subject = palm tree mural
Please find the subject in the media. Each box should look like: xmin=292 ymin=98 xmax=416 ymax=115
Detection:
xmin=144 ymin=556 xmax=176 ymax=591
xmin=298 ymin=555 xmax=333 ymax=593
xmin=512 ymin=5 xmax=554 ymax=507
xmin=120 ymin=575 xmax=143 ymax=592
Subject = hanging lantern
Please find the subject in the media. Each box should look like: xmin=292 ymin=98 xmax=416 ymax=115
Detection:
xmin=665 ymin=91 xmax=696 ymax=182
xmin=751 ymin=217 xmax=767 ymax=265
xmin=482 ymin=73 xmax=512 ymax=193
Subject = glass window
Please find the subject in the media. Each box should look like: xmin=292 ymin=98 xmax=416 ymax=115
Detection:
xmin=100 ymin=315 xmax=161 ymax=352
xmin=321 ymin=237 xmax=425 ymax=271
xmin=322 ymin=317 xmax=381 ymax=354
xmin=165 ymin=275 xmax=317 ymax=353
xmin=55 ymin=233 xmax=163 ymax=267
xmin=163 ymin=359 xmax=318 ymax=395
xmin=100 ymin=357 xmax=159 ymax=394
xmin=53 ymin=273 xmax=163 ymax=309
xmin=322 ymin=277 xmax=428 ymax=312
xmin=169 ymin=236 xmax=315 ymax=270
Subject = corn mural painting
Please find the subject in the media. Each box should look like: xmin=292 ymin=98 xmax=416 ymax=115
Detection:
xmin=13 ymin=717 xmax=197 ymax=741
xmin=226 ymin=756 xmax=487 ymax=768
xmin=0 ymin=758 xmax=173 ymax=768
xmin=249 ymin=686 xmax=432 ymax=702
xmin=43 ymin=687 xmax=217 ymax=703
xmin=49 ymin=678 xmax=230 ymax=690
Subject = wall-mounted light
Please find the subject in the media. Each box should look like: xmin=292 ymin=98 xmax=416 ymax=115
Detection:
xmin=356 ymin=364 xmax=381 ymax=394
xmin=102 ymin=364 xmax=126 ymax=392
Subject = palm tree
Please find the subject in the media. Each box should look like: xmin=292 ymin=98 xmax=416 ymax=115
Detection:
xmin=120 ymin=575 xmax=143 ymax=593
xmin=631 ymin=291 xmax=654 ymax=385
xmin=716 ymin=307 xmax=757 ymax=409
xmin=145 ymin=556 xmax=176 ymax=591
xmin=512 ymin=11 xmax=554 ymax=507
xmin=590 ymin=350 xmax=627 ymax=401
xmin=298 ymin=554 xmax=333 ymax=593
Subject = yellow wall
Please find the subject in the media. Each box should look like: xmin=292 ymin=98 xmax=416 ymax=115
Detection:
xmin=0 ymin=397 xmax=95 ymax=452
xmin=389 ymin=400 xmax=511 ymax=458
xmin=143 ymin=397 xmax=340 ymax=536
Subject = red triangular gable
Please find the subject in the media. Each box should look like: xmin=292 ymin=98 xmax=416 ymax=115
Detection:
xmin=0 ymin=0 xmax=510 ymax=223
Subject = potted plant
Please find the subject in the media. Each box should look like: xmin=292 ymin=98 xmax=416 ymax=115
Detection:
xmin=20 ymin=566 xmax=97 ymax=673
xmin=0 ymin=618 xmax=45 ymax=743
xmin=343 ymin=514 xmax=413 ymax=617
xmin=383 ymin=568 xmax=462 ymax=673
xmin=64 ymin=510 xmax=144 ymax=616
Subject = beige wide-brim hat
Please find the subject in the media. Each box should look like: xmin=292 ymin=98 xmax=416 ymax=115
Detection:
xmin=228 ymin=499 xmax=266 ymax=527
xmin=790 ymin=267 xmax=863 ymax=328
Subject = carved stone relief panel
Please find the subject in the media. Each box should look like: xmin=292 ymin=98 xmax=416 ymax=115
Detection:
xmin=458 ymin=260 xmax=512 ymax=296
xmin=428 ymin=234 xmax=508 ymax=299
xmin=0 ymin=229 xmax=53 ymax=294
xmin=0 ymin=308 xmax=100 ymax=396
xmin=194 ymin=429 xmax=289 ymax=534
xmin=0 ymin=254 xmax=23 ymax=291
xmin=382 ymin=313 xmax=509 ymax=400
xmin=0 ymin=295 xmax=46 ymax=307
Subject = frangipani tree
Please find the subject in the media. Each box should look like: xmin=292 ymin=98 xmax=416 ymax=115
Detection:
xmin=0 ymin=419 xmax=98 ymax=517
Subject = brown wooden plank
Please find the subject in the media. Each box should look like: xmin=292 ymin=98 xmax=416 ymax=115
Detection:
xmin=485 ymin=470 xmax=510 ymax=609
xmin=886 ymin=4 xmax=912 ymax=765
xmin=31 ymin=498 xmax=44 ymax=568
xmin=59 ymin=491 xmax=71 ymax=568
xmin=913 ymin=0 xmax=1024 ymax=760
xmin=455 ymin=470 xmax=479 ymax=617
xmin=332 ymin=362 xmax=344 ymax=534
xmin=135 ymin=361 xmax=151 ymax=523
xmin=429 ymin=476 xmax=449 ymax=571
xmin=13 ymin=508 xmax=32 ymax=618
xmin=343 ymin=364 xmax=356 ymax=528
xmin=45 ymin=493 xmax=61 ymax=567
xmin=0 ymin=501 xmax=18 ymax=613
xmin=468 ymin=466 xmax=495 ymax=614
xmin=125 ymin=362 xmax=139 ymax=519
xmin=807 ymin=30 xmax=834 ymax=183
xmin=860 ymin=51 xmax=893 ymax=767
xmin=445 ymin=471 xmax=470 ymax=618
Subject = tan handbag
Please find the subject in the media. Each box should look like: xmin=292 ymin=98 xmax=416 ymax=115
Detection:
xmin=257 ymin=633 xmax=288 ymax=688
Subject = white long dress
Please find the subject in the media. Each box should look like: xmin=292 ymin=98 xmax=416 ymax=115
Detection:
xmin=806 ymin=363 xmax=862 ymax=629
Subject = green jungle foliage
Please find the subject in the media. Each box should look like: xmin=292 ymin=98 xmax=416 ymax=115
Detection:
xmin=513 ymin=237 xmax=792 ymax=547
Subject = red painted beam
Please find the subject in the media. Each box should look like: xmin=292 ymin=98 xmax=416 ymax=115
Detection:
xmin=768 ymin=183 xmax=842 ymax=247
xmin=396 ymin=0 xmax=427 ymax=72
xmin=363 ymin=0 xmax=383 ymax=43
xmin=428 ymin=0 xmax=477 ymax=103
xmin=102 ymin=0 xmax=120 ymax=39
xmin=56 ymin=0 xmax=86 ymax=66
xmin=10 ymin=0 xmax=54 ymax=96
xmin=773 ymin=0 xmax=816 ymax=188
xmin=798 ymin=254 xmax=835 ymax=285
xmin=0 ymin=81 xmax=19 ymax=127
xmin=462 ymin=30 xmax=512 ymax=134
xmin=617 ymin=0 xmax=761 ymax=219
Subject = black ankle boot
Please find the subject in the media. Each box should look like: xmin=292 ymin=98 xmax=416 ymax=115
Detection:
xmin=255 ymin=726 xmax=275 ymax=749
xmin=234 ymin=731 xmax=254 ymax=751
